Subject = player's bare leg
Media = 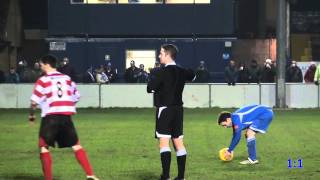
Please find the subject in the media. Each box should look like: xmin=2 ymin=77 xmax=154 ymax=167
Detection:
xmin=240 ymin=129 xmax=259 ymax=165
xmin=172 ymin=138 xmax=186 ymax=180
xmin=72 ymin=144 xmax=99 ymax=180
xmin=159 ymin=137 xmax=171 ymax=180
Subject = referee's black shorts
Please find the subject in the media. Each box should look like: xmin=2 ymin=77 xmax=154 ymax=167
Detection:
xmin=39 ymin=114 xmax=79 ymax=148
xmin=155 ymin=106 xmax=184 ymax=139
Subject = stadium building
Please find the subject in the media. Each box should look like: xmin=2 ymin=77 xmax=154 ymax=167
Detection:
xmin=0 ymin=0 xmax=319 ymax=82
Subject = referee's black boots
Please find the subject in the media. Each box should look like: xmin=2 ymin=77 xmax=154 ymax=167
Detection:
xmin=160 ymin=175 xmax=170 ymax=180
xmin=174 ymin=177 xmax=185 ymax=180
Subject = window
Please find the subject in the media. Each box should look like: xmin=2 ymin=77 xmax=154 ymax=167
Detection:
xmin=71 ymin=0 xmax=210 ymax=4
xmin=194 ymin=0 xmax=210 ymax=4
xmin=126 ymin=50 xmax=156 ymax=73
xmin=119 ymin=0 xmax=163 ymax=4
xmin=70 ymin=0 xmax=85 ymax=4
xmin=165 ymin=0 xmax=193 ymax=4
xmin=87 ymin=0 xmax=116 ymax=3
xmin=71 ymin=0 xmax=116 ymax=4
xmin=165 ymin=0 xmax=210 ymax=4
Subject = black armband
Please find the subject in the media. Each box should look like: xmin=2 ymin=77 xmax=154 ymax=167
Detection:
xmin=29 ymin=103 xmax=37 ymax=116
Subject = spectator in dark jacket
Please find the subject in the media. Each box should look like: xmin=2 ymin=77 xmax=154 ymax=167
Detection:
xmin=248 ymin=59 xmax=261 ymax=84
xmin=224 ymin=60 xmax=238 ymax=85
xmin=286 ymin=60 xmax=303 ymax=82
xmin=149 ymin=61 xmax=162 ymax=82
xmin=17 ymin=60 xmax=33 ymax=83
xmin=150 ymin=61 xmax=161 ymax=75
xmin=124 ymin=60 xmax=139 ymax=83
xmin=30 ymin=62 xmax=43 ymax=82
xmin=6 ymin=67 xmax=20 ymax=83
xmin=195 ymin=61 xmax=210 ymax=83
xmin=83 ymin=67 xmax=96 ymax=83
xmin=58 ymin=57 xmax=77 ymax=82
xmin=304 ymin=62 xmax=317 ymax=83
xmin=0 ymin=69 xmax=5 ymax=83
xmin=137 ymin=64 xmax=149 ymax=83
xmin=237 ymin=63 xmax=250 ymax=83
xmin=105 ymin=63 xmax=117 ymax=83
xmin=261 ymin=59 xmax=276 ymax=83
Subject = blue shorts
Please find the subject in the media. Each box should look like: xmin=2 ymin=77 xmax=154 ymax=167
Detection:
xmin=249 ymin=110 xmax=273 ymax=133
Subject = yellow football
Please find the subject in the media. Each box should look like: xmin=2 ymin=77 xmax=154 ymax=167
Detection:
xmin=219 ymin=148 xmax=234 ymax=161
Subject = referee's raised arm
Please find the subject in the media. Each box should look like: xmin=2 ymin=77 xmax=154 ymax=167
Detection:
xmin=184 ymin=68 xmax=196 ymax=82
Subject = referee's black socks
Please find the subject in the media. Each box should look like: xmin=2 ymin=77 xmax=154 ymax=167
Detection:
xmin=160 ymin=147 xmax=171 ymax=179
xmin=176 ymin=148 xmax=187 ymax=179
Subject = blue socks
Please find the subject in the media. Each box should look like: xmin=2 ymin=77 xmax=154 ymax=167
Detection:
xmin=247 ymin=137 xmax=257 ymax=160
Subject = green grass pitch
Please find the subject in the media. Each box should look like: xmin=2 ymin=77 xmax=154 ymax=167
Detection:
xmin=0 ymin=108 xmax=320 ymax=180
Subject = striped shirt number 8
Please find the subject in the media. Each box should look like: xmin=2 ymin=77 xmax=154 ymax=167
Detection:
xmin=56 ymin=81 xmax=63 ymax=98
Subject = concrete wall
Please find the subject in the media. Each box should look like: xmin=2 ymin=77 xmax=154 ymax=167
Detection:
xmin=0 ymin=84 xmax=19 ymax=108
xmin=76 ymin=84 xmax=100 ymax=108
xmin=286 ymin=84 xmax=319 ymax=108
xmin=183 ymin=84 xmax=210 ymax=108
xmin=0 ymin=83 xmax=319 ymax=108
xmin=101 ymin=85 xmax=153 ymax=108
xmin=211 ymin=84 xmax=260 ymax=108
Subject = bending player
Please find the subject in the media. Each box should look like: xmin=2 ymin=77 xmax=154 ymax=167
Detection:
xmin=217 ymin=104 xmax=274 ymax=164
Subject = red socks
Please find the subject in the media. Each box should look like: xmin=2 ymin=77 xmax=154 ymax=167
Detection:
xmin=74 ymin=148 xmax=94 ymax=176
xmin=40 ymin=152 xmax=52 ymax=180
xmin=40 ymin=148 xmax=93 ymax=179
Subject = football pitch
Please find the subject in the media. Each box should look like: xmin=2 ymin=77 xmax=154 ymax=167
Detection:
xmin=0 ymin=108 xmax=319 ymax=180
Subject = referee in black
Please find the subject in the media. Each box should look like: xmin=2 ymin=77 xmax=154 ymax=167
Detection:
xmin=147 ymin=44 xmax=196 ymax=180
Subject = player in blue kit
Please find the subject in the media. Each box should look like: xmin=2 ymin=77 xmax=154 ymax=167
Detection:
xmin=217 ymin=104 xmax=274 ymax=164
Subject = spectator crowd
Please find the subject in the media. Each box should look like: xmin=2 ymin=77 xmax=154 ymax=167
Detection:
xmin=224 ymin=58 xmax=320 ymax=86
xmin=0 ymin=56 xmax=319 ymax=86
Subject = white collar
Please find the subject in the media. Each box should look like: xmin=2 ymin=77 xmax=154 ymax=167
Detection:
xmin=46 ymin=71 xmax=60 ymax=75
xmin=165 ymin=61 xmax=176 ymax=67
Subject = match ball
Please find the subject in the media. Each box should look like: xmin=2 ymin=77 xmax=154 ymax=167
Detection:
xmin=219 ymin=148 xmax=234 ymax=161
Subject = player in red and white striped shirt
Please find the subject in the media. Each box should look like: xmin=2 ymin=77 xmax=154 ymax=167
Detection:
xmin=29 ymin=55 xmax=99 ymax=180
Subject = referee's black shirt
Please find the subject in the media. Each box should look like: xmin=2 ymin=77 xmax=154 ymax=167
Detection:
xmin=147 ymin=64 xmax=195 ymax=107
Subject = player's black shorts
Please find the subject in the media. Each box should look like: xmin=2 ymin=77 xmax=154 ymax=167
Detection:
xmin=155 ymin=106 xmax=184 ymax=139
xmin=39 ymin=115 xmax=78 ymax=148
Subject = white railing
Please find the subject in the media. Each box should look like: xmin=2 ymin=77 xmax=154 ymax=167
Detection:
xmin=0 ymin=83 xmax=319 ymax=108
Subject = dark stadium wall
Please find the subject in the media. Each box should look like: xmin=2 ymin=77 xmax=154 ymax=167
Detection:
xmin=49 ymin=38 xmax=230 ymax=82
xmin=48 ymin=0 xmax=234 ymax=82
xmin=48 ymin=0 xmax=235 ymax=36
xmin=49 ymin=40 xmax=88 ymax=74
